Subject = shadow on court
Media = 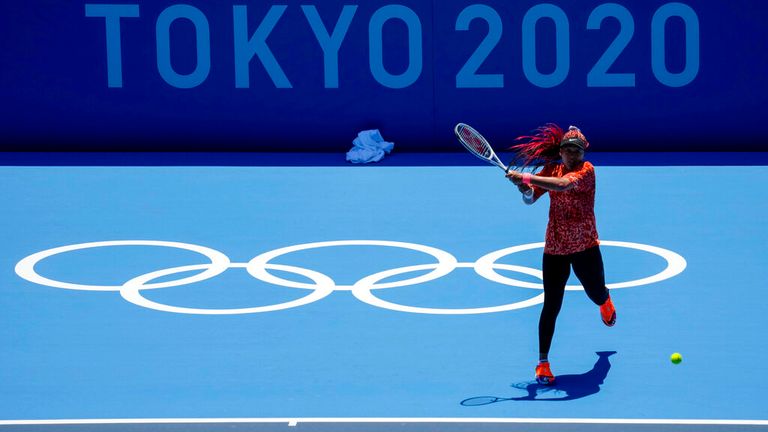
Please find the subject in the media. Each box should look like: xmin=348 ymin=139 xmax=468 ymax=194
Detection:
xmin=461 ymin=351 xmax=616 ymax=405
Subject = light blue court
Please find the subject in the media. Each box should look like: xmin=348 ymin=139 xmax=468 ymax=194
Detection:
xmin=1 ymin=157 xmax=767 ymax=431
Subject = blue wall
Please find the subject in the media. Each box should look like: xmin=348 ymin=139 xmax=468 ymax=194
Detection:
xmin=1 ymin=1 xmax=766 ymax=151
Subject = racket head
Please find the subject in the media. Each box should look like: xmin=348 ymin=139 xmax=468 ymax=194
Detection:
xmin=454 ymin=123 xmax=493 ymax=160
xmin=454 ymin=123 xmax=508 ymax=171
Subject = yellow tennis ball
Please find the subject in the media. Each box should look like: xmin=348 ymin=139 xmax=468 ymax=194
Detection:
xmin=670 ymin=353 xmax=682 ymax=364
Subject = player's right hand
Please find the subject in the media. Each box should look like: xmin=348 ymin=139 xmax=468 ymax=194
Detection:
xmin=506 ymin=171 xmax=522 ymax=185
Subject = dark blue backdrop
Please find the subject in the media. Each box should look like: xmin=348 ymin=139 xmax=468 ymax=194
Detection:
xmin=1 ymin=0 xmax=766 ymax=151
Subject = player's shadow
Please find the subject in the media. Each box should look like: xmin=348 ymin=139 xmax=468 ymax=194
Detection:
xmin=461 ymin=351 xmax=617 ymax=405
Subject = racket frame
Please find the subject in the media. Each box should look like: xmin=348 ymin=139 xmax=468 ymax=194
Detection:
xmin=454 ymin=123 xmax=509 ymax=172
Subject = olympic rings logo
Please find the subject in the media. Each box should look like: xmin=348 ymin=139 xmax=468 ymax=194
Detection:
xmin=14 ymin=240 xmax=687 ymax=315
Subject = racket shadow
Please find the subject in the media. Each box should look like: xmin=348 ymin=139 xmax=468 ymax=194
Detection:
xmin=461 ymin=351 xmax=617 ymax=405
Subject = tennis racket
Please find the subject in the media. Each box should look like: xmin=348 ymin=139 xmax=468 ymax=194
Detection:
xmin=454 ymin=123 xmax=509 ymax=172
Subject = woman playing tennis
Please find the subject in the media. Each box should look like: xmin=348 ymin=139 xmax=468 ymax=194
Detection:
xmin=505 ymin=124 xmax=616 ymax=386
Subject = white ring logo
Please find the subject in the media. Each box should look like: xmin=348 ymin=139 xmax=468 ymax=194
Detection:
xmin=15 ymin=240 xmax=686 ymax=315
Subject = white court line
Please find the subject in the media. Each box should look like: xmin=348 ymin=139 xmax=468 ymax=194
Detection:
xmin=1 ymin=418 xmax=767 ymax=426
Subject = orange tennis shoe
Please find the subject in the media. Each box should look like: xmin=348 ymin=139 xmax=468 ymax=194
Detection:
xmin=600 ymin=295 xmax=616 ymax=327
xmin=535 ymin=361 xmax=555 ymax=385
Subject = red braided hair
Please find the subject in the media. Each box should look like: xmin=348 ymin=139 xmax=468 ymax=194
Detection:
xmin=509 ymin=123 xmax=564 ymax=171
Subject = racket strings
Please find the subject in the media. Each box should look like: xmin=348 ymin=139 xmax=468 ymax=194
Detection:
xmin=459 ymin=128 xmax=492 ymax=158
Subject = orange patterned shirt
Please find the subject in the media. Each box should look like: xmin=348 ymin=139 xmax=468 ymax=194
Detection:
xmin=531 ymin=161 xmax=600 ymax=255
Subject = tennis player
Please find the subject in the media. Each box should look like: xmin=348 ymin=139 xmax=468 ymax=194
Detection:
xmin=505 ymin=125 xmax=616 ymax=386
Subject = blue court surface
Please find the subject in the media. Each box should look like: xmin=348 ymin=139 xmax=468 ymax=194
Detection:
xmin=1 ymin=153 xmax=767 ymax=431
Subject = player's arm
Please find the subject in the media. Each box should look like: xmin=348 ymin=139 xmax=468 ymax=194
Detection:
xmin=527 ymin=175 xmax=575 ymax=192
xmin=508 ymin=168 xmax=550 ymax=205
xmin=507 ymin=171 xmax=575 ymax=192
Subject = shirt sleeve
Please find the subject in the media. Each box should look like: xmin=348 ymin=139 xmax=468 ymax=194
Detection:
xmin=563 ymin=162 xmax=594 ymax=191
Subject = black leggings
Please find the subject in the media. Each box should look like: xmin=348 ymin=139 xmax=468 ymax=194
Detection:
xmin=539 ymin=246 xmax=609 ymax=356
